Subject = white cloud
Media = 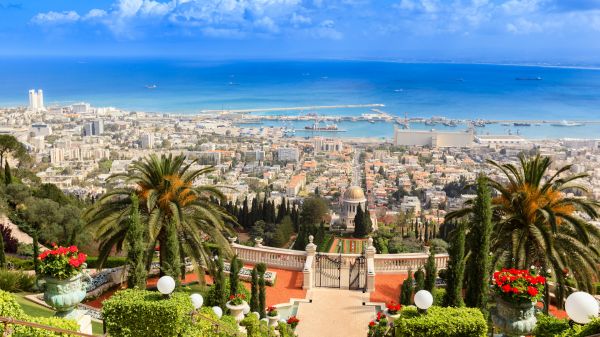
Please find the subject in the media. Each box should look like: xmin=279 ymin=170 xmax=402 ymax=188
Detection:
xmin=506 ymin=18 xmax=543 ymax=33
xmin=254 ymin=16 xmax=279 ymax=33
xmin=291 ymin=12 xmax=311 ymax=26
xmin=32 ymin=11 xmax=80 ymax=24
xmin=84 ymin=9 xmax=108 ymax=20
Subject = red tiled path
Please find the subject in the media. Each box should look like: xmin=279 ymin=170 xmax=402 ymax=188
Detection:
xmin=86 ymin=265 xmax=306 ymax=309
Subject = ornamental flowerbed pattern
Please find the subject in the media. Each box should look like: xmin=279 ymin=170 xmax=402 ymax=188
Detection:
xmin=492 ymin=268 xmax=545 ymax=303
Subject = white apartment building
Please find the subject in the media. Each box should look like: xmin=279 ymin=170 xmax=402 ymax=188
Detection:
xmin=140 ymin=133 xmax=154 ymax=149
xmin=277 ymin=147 xmax=299 ymax=162
xmin=28 ymin=89 xmax=45 ymax=112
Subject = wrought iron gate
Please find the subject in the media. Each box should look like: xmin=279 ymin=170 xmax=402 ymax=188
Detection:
xmin=314 ymin=253 xmax=341 ymax=288
xmin=349 ymin=255 xmax=367 ymax=291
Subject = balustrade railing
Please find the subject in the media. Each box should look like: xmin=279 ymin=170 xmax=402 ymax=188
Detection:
xmin=232 ymin=243 xmax=307 ymax=271
xmin=374 ymin=253 xmax=449 ymax=273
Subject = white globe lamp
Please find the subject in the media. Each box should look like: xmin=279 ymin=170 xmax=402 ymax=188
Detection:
xmin=414 ymin=290 xmax=434 ymax=312
xmin=565 ymin=292 xmax=599 ymax=324
xmin=212 ymin=306 xmax=223 ymax=318
xmin=190 ymin=293 xmax=203 ymax=309
xmin=157 ymin=276 xmax=176 ymax=297
xmin=252 ymin=311 xmax=260 ymax=319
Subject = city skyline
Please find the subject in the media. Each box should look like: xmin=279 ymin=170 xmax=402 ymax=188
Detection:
xmin=0 ymin=0 xmax=599 ymax=63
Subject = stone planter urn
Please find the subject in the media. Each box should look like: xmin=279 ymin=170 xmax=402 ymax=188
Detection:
xmin=386 ymin=310 xmax=401 ymax=324
xmin=491 ymin=296 xmax=537 ymax=337
xmin=226 ymin=300 xmax=247 ymax=323
xmin=267 ymin=314 xmax=280 ymax=328
xmin=41 ymin=273 xmax=89 ymax=318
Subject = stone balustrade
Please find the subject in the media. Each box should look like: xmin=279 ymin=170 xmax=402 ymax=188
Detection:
xmin=228 ymin=236 xmax=448 ymax=292
xmin=231 ymin=243 xmax=307 ymax=271
xmin=373 ymin=253 xmax=449 ymax=273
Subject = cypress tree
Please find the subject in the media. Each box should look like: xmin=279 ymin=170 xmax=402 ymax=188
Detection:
xmin=464 ymin=175 xmax=493 ymax=310
xmin=163 ymin=219 xmax=181 ymax=281
xmin=229 ymin=255 xmax=242 ymax=297
xmin=32 ymin=231 xmax=40 ymax=274
xmin=4 ymin=160 xmax=11 ymax=185
xmin=424 ymin=245 xmax=437 ymax=292
xmin=400 ymin=269 xmax=414 ymax=305
xmin=0 ymin=229 xmax=5 ymax=269
xmin=241 ymin=197 xmax=249 ymax=229
xmin=250 ymin=266 xmax=259 ymax=313
xmin=214 ymin=255 xmax=226 ymax=308
xmin=414 ymin=267 xmax=425 ymax=292
xmin=443 ymin=221 xmax=466 ymax=307
xmin=257 ymin=263 xmax=267 ymax=318
xmin=250 ymin=197 xmax=259 ymax=227
xmin=353 ymin=204 xmax=366 ymax=238
xmin=364 ymin=208 xmax=373 ymax=235
xmin=126 ymin=194 xmax=147 ymax=289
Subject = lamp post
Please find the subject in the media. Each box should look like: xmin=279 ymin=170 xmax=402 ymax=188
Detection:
xmin=157 ymin=275 xmax=176 ymax=299
xmin=565 ymin=292 xmax=599 ymax=328
xmin=414 ymin=290 xmax=433 ymax=314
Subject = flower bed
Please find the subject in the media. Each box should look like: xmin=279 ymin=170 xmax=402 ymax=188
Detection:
xmin=223 ymin=262 xmax=277 ymax=286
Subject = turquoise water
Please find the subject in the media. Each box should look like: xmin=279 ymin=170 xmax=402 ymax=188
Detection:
xmin=1 ymin=58 xmax=600 ymax=138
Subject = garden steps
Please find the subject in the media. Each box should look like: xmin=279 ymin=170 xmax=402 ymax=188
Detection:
xmin=294 ymin=288 xmax=375 ymax=337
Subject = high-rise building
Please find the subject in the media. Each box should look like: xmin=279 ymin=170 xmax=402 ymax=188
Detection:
xmin=277 ymin=147 xmax=299 ymax=162
xmin=140 ymin=133 xmax=154 ymax=149
xmin=27 ymin=89 xmax=45 ymax=112
xmin=83 ymin=120 xmax=104 ymax=136
xmin=28 ymin=90 xmax=37 ymax=111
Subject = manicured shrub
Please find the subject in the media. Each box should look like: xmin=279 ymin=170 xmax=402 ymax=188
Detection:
xmin=102 ymin=289 xmax=194 ymax=337
xmin=0 ymin=269 xmax=36 ymax=292
xmin=187 ymin=307 xmax=238 ymax=337
xmin=6 ymin=256 xmax=34 ymax=270
xmin=85 ymin=256 xmax=128 ymax=269
xmin=394 ymin=306 xmax=487 ymax=337
xmin=241 ymin=313 xmax=272 ymax=337
xmin=250 ymin=266 xmax=259 ymax=313
xmin=534 ymin=315 xmax=600 ymax=337
xmin=0 ymin=290 xmax=79 ymax=337
xmin=533 ymin=314 xmax=570 ymax=337
xmin=206 ymin=278 xmax=250 ymax=308
xmin=433 ymin=288 xmax=446 ymax=307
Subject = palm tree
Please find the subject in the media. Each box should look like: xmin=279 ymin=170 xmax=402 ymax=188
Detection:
xmin=447 ymin=154 xmax=600 ymax=293
xmin=86 ymin=154 xmax=235 ymax=277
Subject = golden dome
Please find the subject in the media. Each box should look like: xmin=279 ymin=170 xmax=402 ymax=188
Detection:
xmin=343 ymin=186 xmax=366 ymax=201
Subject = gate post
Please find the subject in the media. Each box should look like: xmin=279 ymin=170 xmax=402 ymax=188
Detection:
xmin=365 ymin=237 xmax=376 ymax=293
xmin=303 ymin=235 xmax=317 ymax=290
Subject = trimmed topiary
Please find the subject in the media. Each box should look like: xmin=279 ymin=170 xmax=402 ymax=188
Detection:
xmin=394 ymin=306 xmax=487 ymax=337
xmin=102 ymin=289 xmax=194 ymax=337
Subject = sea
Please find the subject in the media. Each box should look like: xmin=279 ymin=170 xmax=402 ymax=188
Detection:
xmin=2 ymin=57 xmax=600 ymax=139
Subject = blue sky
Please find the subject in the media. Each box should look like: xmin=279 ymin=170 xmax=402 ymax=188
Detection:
xmin=1 ymin=0 xmax=600 ymax=62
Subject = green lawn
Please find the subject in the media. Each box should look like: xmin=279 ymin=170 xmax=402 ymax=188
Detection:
xmin=13 ymin=293 xmax=105 ymax=335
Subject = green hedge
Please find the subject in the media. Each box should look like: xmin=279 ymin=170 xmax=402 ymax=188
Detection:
xmin=85 ymin=256 xmax=128 ymax=269
xmin=0 ymin=290 xmax=79 ymax=337
xmin=187 ymin=307 xmax=238 ymax=337
xmin=103 ymin=289 xmax=194 ymax=337
xmin=241 ymin=313 xmax=273 ymax=337
xmin=533 ymin=314 xmax=570 ymax=337
xmin=534 ymin=314 xmax=600 ymax=337
xmin=394 ymin=306 xmax=487 ymax=337
xmin=7 ymin=256 xmax=34 ymax=270
xmin=0 ymin=269 xmax=36 ymax=292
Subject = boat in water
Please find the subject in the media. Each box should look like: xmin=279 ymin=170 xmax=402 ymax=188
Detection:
xmin=515 ymin=77 xmax=542 ymax=81
xmin=145 ymin=84 xmax=157 ymax=89
xmin=513 ymin=122 xmax=531 ymax=127
xmin=304 ymin=120 xmax=343 ymax=131
xmin=550 ymin=120 xmax=584 ymax=127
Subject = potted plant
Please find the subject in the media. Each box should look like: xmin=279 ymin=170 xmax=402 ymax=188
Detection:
xmin=385 ymin=301 xmax=401 ymax=321
xmin=226 ymin=293 xmax=247 ymax=323
xmin=490 ymin=268 xmax=545 ymax=336
xmin=286 ymin=315 xmax=300 ymax=330
xmin=367 ymin=312 xmax=389 ymax=337
xmin=266 ymin=306 xmax=280 ymax=327
xmin=38 ymin=244 xmax=90 ymax=318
